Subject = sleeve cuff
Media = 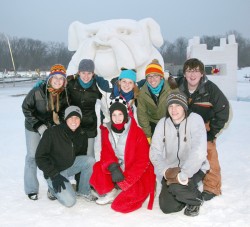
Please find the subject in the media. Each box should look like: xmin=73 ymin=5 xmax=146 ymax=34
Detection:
xmin=177 ymin=173 xmax=188 ymax=185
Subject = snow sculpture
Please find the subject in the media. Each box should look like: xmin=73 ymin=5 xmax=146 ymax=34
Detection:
xmin=67 ymin=18 xmax=164 ymax=80
xmin=187 ymin=35 xmax=238 ymax=100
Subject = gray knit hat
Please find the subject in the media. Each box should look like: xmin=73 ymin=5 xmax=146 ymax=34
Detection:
xmin=78 ymin=59 xmax=95 ymax=72
xmin=166 ymin=91 xmax=188 ymax=112
xmin=65 ymin=106 xmax=82 ymax=121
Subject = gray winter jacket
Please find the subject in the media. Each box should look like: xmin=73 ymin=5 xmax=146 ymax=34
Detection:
xmin=150 ymin=112 xmax=209 ymax=182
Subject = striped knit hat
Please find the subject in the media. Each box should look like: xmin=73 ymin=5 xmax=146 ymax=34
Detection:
xmin=49 ymin=64 xmax=67 ymax=77
xmin=145 ymin=59 xmax=164 ymax=77
xmin=166 ymin=91 xmax=188 ymax=112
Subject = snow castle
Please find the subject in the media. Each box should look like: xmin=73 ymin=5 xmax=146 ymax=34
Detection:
xmin=187 ymin=35 xmax=238 ymax=100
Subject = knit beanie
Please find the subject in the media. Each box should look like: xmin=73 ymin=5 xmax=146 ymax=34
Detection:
xmin=65 ymin=106 xmax=82 ymax=121
xmin=49 ymin=64 xmax=67 ymax=77
xmin=47 ymin=64 xmax=67 ymax=83
xmin=118 ymin=69 xmax=136 ymax=82
xmin=78 ymin=59 xmax=95 ymax=72
xmin=109 ymin=96 xmax=129 ymax=123
xmin=166 ymin=91 xmax=188 ymax=112
xmin=145 ymin=59 xmax=164 ymax=77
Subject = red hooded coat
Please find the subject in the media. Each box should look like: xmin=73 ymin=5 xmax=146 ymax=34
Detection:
xmin=90 ymin=117 xmax=156 ymax=213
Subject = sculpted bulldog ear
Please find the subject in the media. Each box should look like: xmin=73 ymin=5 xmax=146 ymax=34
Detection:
xmin=139 ymin=18 xmax=164 ymax=48
xmin=68 ymin=21 xmax=88 ymax=51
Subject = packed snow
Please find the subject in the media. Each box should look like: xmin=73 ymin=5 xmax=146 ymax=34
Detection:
xmin=0 ymin=68 xmax=250 ymax=226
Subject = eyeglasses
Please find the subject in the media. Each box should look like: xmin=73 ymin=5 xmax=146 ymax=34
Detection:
xmin=147 ymin=74 xmax=161 ymax=80
xmin=185 ymin=69 xmax=200 ymax=74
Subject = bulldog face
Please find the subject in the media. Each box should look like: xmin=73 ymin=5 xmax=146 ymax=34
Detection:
xmin=67 ymin=18 xmax=164 ymax=80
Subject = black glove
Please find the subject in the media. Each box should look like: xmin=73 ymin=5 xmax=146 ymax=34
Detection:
xmin=108 ymin=163 xmax=124 ymax=183
xmin=51 ymin=174 xmax=69 ymax=193
xmin=207 ymin=131 xmax=215 ymax=142
xmin=192 ymin=170 xmax=205 ymax=185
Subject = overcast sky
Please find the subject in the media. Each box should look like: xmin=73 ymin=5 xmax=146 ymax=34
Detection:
xmin=1 ymin=0 xmax=250 ymax=44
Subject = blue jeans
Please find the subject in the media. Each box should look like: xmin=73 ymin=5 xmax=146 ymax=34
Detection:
xmin=24 ymin=129 xmax=41 ymax=195
xmin=46 ymin=155 xmax=95 ymax=207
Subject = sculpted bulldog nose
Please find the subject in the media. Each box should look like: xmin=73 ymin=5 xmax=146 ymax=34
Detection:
xmin=95 ymin=28 xmax=113 ymax=42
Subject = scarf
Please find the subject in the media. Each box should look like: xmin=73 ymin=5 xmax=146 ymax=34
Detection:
xmin=111 ymin=122 xmax=126 ymax=133
xmin=78 ymin=77 xmax=94 ymax=89
xmin=47 ymin=85 xmax=64 ymax=125
xmin=147 ymin=79 xmax=164 ymax=95
xmin=113 ymin=85 xmax=134 ymax=102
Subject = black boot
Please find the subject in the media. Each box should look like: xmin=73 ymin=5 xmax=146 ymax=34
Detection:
xmin=47 ymin=189 xmax=57 ymax=200
xmin=184 ymin=204 xmax=200 ymax=217
xmin=28 ymin=193 xmax=38 ymax=200
xmin=201 ymin=191 xmax=216 ymax=201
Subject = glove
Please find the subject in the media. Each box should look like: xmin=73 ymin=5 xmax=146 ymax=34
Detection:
xmin=207 ymin=131 xmax=215 ymax=142
xmin=37 ymin=124 xmax=48 ymax=136
xmin=147 ymin=137 xmax=151 ymax=144
xmin=108 ymin=163 xmax=124 ymax=183
xmin=51 ymin=174 xmax=69 ymax=193
xmin=165 ymin=167 xmax=181 ymax=185
xmin=192 ymin=170 xmax=205 ymax=185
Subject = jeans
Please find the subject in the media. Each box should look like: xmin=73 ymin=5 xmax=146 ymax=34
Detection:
xmin=87 ymin=138 xmax=95 ymax=158
xmin=24 ymin=129 xmax=41 ymax=195
xmin=47 ymin=155 xmax=95 ymax=207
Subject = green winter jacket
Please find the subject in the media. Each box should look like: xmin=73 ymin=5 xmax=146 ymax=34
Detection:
xmin=137 ymin=80 xmax=175 ymax=138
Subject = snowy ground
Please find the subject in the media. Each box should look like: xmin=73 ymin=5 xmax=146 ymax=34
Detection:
xmin=0 ymin=69 xmax=250 ymax=227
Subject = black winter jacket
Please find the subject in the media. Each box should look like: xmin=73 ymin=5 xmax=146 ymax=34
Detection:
xmin=67 ymin=75 xmax=102 ymax=138
xmin=176 ymin=76 xmax=229 ymax=140
xmin=35 ymin=123 xmax=88 ymax=179
xmin=22 ymin=84 xmax=69 ymax=132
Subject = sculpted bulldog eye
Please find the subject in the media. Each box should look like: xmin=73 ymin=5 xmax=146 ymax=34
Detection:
xmin=88 ymin=32 xmax=97 ymax=38
xmin=118 ymin=29 xmax=131 ymax=35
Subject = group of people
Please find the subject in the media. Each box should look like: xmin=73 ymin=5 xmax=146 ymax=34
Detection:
xmin=22 ymin=57 xmax=230 ymax=217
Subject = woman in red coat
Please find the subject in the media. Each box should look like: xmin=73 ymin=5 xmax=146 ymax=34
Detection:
xmin=90 ymin=96 xmax=156 ymax=213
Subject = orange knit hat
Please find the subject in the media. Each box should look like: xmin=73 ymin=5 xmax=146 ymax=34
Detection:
xmin=145 ymin=59 xmax=164 ymax=77
xmin=49 ymin=64 xmax=67 ymax=77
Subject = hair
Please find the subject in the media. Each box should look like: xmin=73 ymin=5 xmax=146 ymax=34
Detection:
xmin=117 ymin=82 xmax=139 ymax=105
xmin=183 ymin=58 xmax=205 ymax=75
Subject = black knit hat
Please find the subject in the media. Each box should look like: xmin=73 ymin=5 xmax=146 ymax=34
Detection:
xmin=109 ymin=96 xmax=129 ymax=123
xmin=166 ymin=91 xmax=188 ymax=112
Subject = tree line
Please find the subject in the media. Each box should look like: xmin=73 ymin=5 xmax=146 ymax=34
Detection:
xmin=0 ymin=30 xmax=250 ymax=74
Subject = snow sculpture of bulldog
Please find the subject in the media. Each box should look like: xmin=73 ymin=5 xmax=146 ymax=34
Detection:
xmin=67 ymin=18 xmax=164 ymax=80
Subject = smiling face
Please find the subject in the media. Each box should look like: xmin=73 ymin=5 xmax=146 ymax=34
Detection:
xmin=79 ymin=71 xmax=94 ymax=83
xmin=50 ymin=74 xmax=65 ymax=89
xmin=66 ymin=115 xmax=81 ymax=131
xmin=111 ymin=110 xmax=124 ymax=124
xmin=119 ymin=78 xmax=135 ymax=93
xmin=168 ymin=103 xmax=186 ymax=124
xmin=146 ymin=73 xmax=162 ymax=88
xmin=184 ymin=67 xmax=203 ymax=92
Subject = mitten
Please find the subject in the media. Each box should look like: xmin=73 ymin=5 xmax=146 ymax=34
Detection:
xmin=165 ymin=167 xmax=181 ymax=179
xmin=51 ymin=174 xmax=69 ymax=193
xmin=108 ymin=163 xmax=124 ymax=183
xmin=165 ymin=167 xmax=181 ymax=185
xmin=168 ymin=76 xmax=178 ymax=89
xmin=37 ymin=124 xmax=48 ymax=136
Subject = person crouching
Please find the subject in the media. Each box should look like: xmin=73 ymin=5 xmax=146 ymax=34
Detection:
xmin=35 ymin=106 xmax=96 ymax=207
xmin=90 ymin=96 xmax=156 ymax=213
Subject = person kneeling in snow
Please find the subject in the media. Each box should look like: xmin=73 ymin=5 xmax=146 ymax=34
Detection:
xmin=35 ymin=106 xmax=96 ymax=207
xmin=90 ymin=96 xmax=156 ymax=213
xmin=150 ymin=91 xmax=209 ymax=216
